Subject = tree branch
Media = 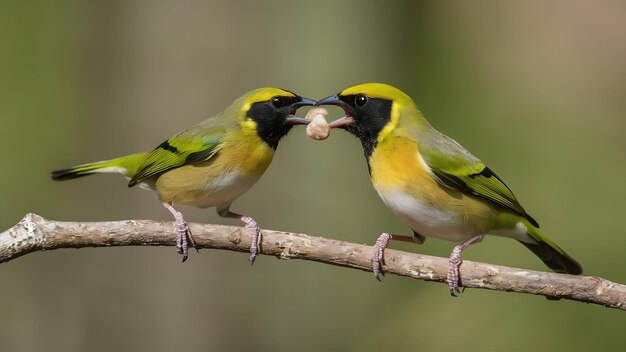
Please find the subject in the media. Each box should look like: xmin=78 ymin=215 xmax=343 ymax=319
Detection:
xmin=2 ymin=213 xmax=624 ymax=310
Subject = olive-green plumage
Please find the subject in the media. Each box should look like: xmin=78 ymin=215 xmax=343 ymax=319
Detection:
xmin=318 ymin=83 xmax=581 ymax=293
xmin=52 ymin=87 xmax=315 ymax=261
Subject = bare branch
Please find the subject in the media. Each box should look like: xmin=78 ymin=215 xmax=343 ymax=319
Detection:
xmin=2 ymin=213 xmax=625 ymax=310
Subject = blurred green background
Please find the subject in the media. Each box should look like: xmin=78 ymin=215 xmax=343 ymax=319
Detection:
xmin=1 ymin=0 xmax=625 ymax=351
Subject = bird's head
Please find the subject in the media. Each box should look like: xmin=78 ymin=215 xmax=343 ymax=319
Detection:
xmin=316 ymin=83 xmax=420 ymax=157
xmin=237 ymin=87 xmax=316 ymax=149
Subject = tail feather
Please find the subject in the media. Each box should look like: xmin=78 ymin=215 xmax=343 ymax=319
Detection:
xmin=521 ymin=224 xmax=582 ymax=275
xmin=51 ymin=152 xmax=147 ymax=181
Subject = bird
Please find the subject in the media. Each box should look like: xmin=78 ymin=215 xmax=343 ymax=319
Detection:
xmin=52 ymin=87 xmax=315 ymax=262
xmin=316 ymin=83 xmax=582 ymax=295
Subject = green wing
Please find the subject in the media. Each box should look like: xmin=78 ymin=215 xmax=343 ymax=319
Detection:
xmin=419 ymin=127 xmax=539 ymax=227
xmin=128 ymin=124 xmax=226 ymax=187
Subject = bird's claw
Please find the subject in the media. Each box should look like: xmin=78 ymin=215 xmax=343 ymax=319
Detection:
xmin=372 ymin=233 xmax=391 ymax=281
xmin=164 ymin=202 xmax=196 ymax=262
xmin=446 ymin=235 xmax=483 ymax=295
xmin=241 ymin=216 xmax=261 ymax=264
xmin=174 ymin=219 xmax=195 ymax=262
xmin=447 ymin=257 xmax=462 ymax=296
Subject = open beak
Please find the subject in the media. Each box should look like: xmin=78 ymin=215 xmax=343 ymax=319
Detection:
xmin=315 ymin=95 xmax=355 ymax=128
xmin=286 ymin=97 xmax=317 ymax=125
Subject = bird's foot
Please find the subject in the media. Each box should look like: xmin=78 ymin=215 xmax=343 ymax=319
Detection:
xmin=163 ymin=202 xmax=196 ymax=262
xmin=372 ymin=232 xmax=391 ymax=281
xmin=217 ymin=208 xmax=262 ymax=263
xmin=174 ymin=215 xmax=196 ymax=262
xmin=447 ymin=235 xmax=483 ymax=296
xmin=447 ymin=256 xmax=462 ymax=296
xmin=241 ymin=216 xmax=261 ymax=264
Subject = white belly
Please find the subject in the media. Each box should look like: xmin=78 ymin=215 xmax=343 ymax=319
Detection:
xmin=376 ymin=189 xmax=479 ymax=242
xmin=191 ymin=171 xmax=259 ymax=208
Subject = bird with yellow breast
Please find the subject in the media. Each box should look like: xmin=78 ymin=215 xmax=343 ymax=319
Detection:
xmin=52 ymin=87 xmax=315 ymax=262
xmin=317 ymin=83 xmax=581 ymax=295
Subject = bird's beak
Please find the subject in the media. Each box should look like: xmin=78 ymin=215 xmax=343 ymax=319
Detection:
xmin=286 ymin=97 xmax=317 ymax=125
xmin=297 ymin=97 xmax=318 ymax=108
xmin=315 ymin=95 xmax=355 ymax=128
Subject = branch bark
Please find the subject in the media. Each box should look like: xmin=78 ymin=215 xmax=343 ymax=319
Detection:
xmin=2 ymin=213 xmax=624 ymax=311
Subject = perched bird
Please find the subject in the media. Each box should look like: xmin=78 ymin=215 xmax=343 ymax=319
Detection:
xmin=52 ymin=87 xmax=315 ymax=262
xmin=317 ymin=83 xmax=582 ymax=295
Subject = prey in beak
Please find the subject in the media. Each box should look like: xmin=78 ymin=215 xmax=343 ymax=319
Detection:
xmin=286 ymin=97 xmax=317 ymax=125
xmin=315 ymin=95 xmax=355 ymax=128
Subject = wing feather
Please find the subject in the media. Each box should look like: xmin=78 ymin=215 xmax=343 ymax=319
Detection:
xmin=419 ymin=126 xmax=539 ymax=227
xmin=128 ymin=124 xmax=225 ymax=186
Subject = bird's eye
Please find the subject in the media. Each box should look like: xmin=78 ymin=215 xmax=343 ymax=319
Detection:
xmin=355 ymin=94 xmax=368 ymax=107
xmin=271 ymin=96 xmax=285 ymax=108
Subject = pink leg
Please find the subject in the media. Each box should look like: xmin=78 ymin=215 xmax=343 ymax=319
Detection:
xmin=163 ymin=202 xmax=196 ymax=262
xmin=218 ymin=208 xmax=261 ymax=263
xmin=372 ymin=233 xmax=422 ymax=281
xmin=372 ymin=233 xmax=391 ymax=281
xmin=447 ymin=235 xmax=483 ymax=296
